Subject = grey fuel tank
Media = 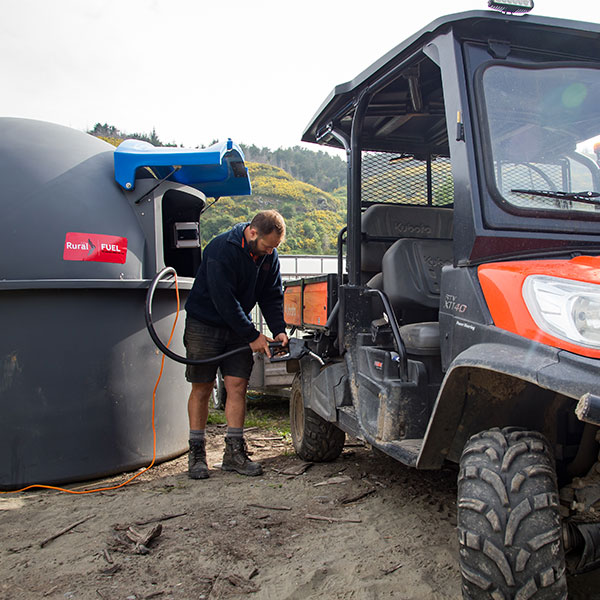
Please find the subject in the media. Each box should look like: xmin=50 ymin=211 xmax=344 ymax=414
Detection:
xmin=0 ymin=118 xmax=250 ymax=489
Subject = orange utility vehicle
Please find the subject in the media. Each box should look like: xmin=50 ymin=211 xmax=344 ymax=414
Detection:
xmin=277 ymin=3 xmax=600 ymax=598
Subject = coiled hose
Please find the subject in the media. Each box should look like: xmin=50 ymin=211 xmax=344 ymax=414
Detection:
xmin=145 ymin=266 xmax=249 ymax=365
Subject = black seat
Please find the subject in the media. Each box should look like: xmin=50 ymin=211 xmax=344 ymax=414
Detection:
xmin=382 ymin=238 xmax=453 ymax=354
xmin=382 ymin=238 xmax=453 ymax=312
xmin=361 ymin=204 xmax=453 ymax=283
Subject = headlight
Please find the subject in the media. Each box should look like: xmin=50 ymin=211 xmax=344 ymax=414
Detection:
xmin=523 ymin=275 xmax=600 ymax=348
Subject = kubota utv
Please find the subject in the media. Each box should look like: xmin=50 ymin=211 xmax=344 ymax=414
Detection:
xmin=278 ymin=4 xmax=600 ymax=598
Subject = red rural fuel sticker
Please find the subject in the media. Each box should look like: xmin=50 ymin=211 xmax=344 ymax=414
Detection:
xmin=63 ymin=232 xmax=128 ymax=264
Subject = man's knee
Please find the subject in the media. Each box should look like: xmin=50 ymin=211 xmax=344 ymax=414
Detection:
xmin=190 ymin=381 xmax=215 ymax=403
xmin=224 ymin=375 xmax=248 ymax=397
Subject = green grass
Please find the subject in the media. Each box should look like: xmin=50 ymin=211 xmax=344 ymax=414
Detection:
xmin=206 ymin=393 xmax=290 ymax=436
xmin=206 ymin=411 xmax=227 ymax=426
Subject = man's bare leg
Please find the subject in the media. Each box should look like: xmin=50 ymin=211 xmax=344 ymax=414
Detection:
xmin=223 ymin=375 xmax=249 ymax=428
xmin=188 ymin=381 xmax=214 ymax=430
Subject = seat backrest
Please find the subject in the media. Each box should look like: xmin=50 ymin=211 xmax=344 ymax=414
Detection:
xmin=361 ymin=204 xmax=453 ymax=275
xmin=382 ymin=238 xmax=453 ymax=310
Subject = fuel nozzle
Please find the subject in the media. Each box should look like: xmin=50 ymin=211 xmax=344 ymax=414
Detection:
xmin=267 ymin=341 xmax=288 ymax=359
xmin=268 ymin=338 xmax=324 ymax=366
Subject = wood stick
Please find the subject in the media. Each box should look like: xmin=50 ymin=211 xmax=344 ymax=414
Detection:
xmin=382 ymin=563 xmax=403 ymax=575
xmin=102 ymin=549 xmax=113 ymax=564
xmin=7 ymin=543 xmax=32 ymax=554
xmin=313 ymin=475 xmax=351 ymax=487
xmin=340 ymin=488 xmax=376 ymax=504
xmin=272 ymin=463 xmax=313 ymax=476
xmin=247 ymin=503 xmax=292 ymax=511
xmin=305 ymin=514 xmax=362 ymax=523
xmin=43 ymin=585 xmax=58 ymax=597
xmin=40 ymin=514 xmax=96 ymax=548
xmin=134 ymin=512 xmax=187 ymax=526
xmin=100 ymin=564 xmax=121 ymax=576
xmin=126 ymin=524 xmax=162 ymax=547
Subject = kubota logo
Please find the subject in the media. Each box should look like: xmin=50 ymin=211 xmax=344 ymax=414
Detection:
xmin=393 ymin=222 xmax=432 ymax=236
xmin=63 ymin=232 xmax=128 ymax=264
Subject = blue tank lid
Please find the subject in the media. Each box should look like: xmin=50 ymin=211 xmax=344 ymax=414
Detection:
xmin=114 ymin=138 xmax=251 ymax=197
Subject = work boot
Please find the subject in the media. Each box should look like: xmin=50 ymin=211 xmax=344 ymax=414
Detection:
xmin=221 ymin=437 xmax=263 ymax=476
xmin=188 ymin=440 xmax=209 ymax=479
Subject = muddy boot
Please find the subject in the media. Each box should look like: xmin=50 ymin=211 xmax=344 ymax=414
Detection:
xmin=221 ymin=437 xmax=263 ymax=476
xmin=188 ymin=440 xmax=209 ymax=479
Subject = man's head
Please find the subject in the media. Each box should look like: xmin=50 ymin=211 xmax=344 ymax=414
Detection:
xmin=245 ymin=210 xmax=286 ymax=256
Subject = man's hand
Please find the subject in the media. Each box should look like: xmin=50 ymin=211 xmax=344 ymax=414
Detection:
xmin=250 ymin=333 xmax=274 ymax=357
xmin=274 ymin=331 xmax=289 ymax=348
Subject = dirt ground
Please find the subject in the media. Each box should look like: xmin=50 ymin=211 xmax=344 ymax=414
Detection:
xmin=2 ymin=399 xmax=600 ymax=600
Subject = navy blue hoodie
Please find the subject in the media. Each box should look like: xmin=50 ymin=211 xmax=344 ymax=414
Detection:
xmin=185 ymin=222 xmax=286 ymax=343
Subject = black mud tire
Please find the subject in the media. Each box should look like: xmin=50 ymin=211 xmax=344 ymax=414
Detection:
xmin=212 ymin=369 xmax=227 ymax=410
xmin=457 ymin=427 xmax=567 ymax=600
xmin=289 ymin=373 xmax=345 ymax=462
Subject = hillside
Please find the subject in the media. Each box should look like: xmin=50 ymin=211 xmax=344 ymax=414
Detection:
xmin=240 ymin=143 xmax=346 ymax=193
xmin=201 ymin=162 xmax=346 ymax=254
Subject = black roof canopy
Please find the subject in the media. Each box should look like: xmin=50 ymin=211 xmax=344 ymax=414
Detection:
xmin=302 ymin=10 xmax=600 ymax=155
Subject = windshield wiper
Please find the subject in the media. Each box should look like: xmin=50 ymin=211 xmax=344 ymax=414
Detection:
xmin=511 ymin=189 xmax=600 ymax=205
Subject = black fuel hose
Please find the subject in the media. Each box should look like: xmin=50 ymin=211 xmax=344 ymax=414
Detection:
xmin=145 ymin=266 xmax=249 ymax=366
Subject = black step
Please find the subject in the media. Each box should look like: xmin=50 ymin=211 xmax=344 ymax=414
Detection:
xmin=337 ymin=405 xmax=361 ymax=438
xmin=371 ymin=438 xmax=424 ymax=467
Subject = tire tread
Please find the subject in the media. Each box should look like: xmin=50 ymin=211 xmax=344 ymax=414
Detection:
xmin=290 ymin=374 xmax=345 ymax=462
xmin=458 ymin=427 xmax=567 ymax=600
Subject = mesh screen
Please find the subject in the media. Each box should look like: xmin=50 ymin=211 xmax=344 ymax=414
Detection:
xmin=361 ymin=151 xmax=453 ymax=206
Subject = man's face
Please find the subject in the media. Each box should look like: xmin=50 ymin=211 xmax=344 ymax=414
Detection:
xmin=248 ymin=230 xmax=282 ymax=256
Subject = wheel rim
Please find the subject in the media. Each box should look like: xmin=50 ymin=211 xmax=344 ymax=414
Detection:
xmin=292 ymin=387 xmax=304 ymax=444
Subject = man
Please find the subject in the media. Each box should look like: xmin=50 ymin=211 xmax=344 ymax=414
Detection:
xmin=184 ymin=210 xmax=289 ymax=479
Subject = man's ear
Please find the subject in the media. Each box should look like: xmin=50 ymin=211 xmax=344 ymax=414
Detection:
xmin=246 ymin=226 xmax=259 ymax=241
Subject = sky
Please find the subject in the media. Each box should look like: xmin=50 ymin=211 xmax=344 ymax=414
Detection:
xmin=1 ymin=0 xmax=599 ymax=152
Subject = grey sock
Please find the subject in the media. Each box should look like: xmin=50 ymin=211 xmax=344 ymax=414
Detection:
xmin=189 ymin=429 xmax=205 ymax=443
xmin=226 ymin=427 xmax=243 ymax=439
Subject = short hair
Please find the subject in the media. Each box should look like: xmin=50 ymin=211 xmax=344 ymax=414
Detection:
xmin=249 ymin=210 xmax=286 ymax=240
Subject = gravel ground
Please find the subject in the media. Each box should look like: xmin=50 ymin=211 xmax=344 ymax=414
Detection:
xmin=2 ymin=398 xmax=600 ymax=600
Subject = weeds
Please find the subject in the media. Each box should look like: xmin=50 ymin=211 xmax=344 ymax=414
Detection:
xmin=206 ymin=393 xmax=290 ymax=435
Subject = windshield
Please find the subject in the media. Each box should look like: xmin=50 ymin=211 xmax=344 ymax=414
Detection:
xmin=480 ymin=65 xmax=600 ymax=214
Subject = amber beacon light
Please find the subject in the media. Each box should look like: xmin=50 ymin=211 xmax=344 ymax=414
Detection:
xmin=488 ymin=0 xmax=534 ymax=13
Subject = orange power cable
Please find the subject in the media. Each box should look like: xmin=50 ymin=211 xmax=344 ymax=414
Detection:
xmin=1 ymin=274 xmax=181 ymax=495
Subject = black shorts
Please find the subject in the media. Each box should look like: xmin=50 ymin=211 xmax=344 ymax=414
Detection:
xmin=183 ymin=316 xmax=253 ymax=383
